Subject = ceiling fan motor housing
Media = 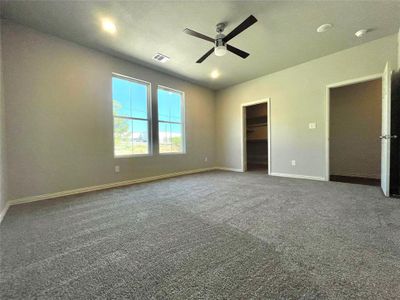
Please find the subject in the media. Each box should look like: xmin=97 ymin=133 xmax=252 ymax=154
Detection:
xmin=214 ymin=33 xmax=227 ymax=56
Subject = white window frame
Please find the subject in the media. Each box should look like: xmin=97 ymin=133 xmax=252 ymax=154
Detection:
xmin=112 ymin=73 xmax=152 ymax=158
xmin=157 ymin=85 xmax=186 ymax=155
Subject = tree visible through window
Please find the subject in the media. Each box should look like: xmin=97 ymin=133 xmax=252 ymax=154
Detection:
xmin=158 ymin=87 xmax=185 ymax=153
xmin=112 ymin=75 xmax=150 ymax=156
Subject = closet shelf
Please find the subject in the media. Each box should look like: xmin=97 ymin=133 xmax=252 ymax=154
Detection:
xmin=247 ymin=115 xmax=267 ymax=120
xmin=247 ymin=123 xmax=267 ymax=128
xmin=247 ymin=138 xmax=268 ymax=142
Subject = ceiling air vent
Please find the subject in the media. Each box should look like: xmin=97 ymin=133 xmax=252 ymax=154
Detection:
xmin=152 ymin=53 xmax=170 ymax=63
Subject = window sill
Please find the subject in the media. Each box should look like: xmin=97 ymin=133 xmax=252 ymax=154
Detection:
xmin=114 ymin=154 xmax=153 ymax=159
xmin=159 ymin=152 xmax=186 ymax=156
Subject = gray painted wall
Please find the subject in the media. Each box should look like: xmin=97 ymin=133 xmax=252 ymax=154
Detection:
xmin=0 ymin=19 xmax=7 ymax=213
xmin=2 ymin=21 xmax=216 ymax=200
xmin=1 ymin=21 xmax=399 ymax=202
xmin=330 ymin=79 xmax=381 ymax=179
xmin=216 ymin=35 xmax=397 ymax=179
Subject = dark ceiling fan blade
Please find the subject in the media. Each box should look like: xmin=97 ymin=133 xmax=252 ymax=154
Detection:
xmin=226 ymin=44 xmax=249 ymax=59
xmin=184 ymin=28 xmax=215 ymax=43
xmin=196 ymin=48 xmax=214 ymax=63
xmin=223 ymin=15 xmax=257 ymax=43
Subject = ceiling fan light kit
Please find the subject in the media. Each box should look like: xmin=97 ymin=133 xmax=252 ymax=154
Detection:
xmin=214 ymin=45 xmax=227 ymax=56
xmin=184 ymin=15 xmax=258 ymax=63
xmin=214 ymin=23 xmax=227 ymax=56
xmin=214 ymin=37 xmax=227 ymax=56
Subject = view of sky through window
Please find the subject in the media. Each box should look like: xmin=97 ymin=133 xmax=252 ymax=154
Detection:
xmin=112 ymin=76 xmax=184 ymax=156
xmin=112 ymin=76 xmax=149 ymax=156
xmin=158 ymin=88 xmax=184 ymax=153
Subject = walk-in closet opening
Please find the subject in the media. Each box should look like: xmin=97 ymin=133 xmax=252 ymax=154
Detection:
xmin=243 ymin=101 xmax=269 ymax=172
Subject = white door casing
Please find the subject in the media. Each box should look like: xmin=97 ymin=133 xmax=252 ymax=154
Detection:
xmin=380 ymin=62 xmax=392 ymax=196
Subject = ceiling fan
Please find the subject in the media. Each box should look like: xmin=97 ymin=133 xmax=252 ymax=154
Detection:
xmin=184 ymin=15 xmax=258 ymax=63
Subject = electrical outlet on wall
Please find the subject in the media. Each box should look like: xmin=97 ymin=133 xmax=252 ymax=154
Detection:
xmin=204 ymin=156 xmax=208 ymax=162
xmin=291 ymin=160 xmax=296 ymax=166
xmin=115 ymin=165 xmax=120 ymax=173
xmin=308 ymin=122 xmax=317 ymax=129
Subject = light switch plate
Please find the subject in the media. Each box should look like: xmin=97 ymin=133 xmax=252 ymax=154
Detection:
xmin=309 ymin=122 xmax=317 ymax=129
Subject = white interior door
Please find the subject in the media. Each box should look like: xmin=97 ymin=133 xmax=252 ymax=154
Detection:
xmin=380 ymin=62 xmax=392 ymax=196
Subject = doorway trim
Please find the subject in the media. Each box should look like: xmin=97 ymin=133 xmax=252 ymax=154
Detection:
xmin=241 ymin=98 xmax=271 ymax=173
xmin=325 ymin=73 xmax=383 ymax=181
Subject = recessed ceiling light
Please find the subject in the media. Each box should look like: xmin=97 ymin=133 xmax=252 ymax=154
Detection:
xmin=211 ymin=70 xmax=220 ymax=79
xmin=355 ymin=29 xmax=368 ymax=38
xmin=317 ymin=23 xmax=333 ymax=33
xmin=101 ymin=18 xmax=117 ymax=34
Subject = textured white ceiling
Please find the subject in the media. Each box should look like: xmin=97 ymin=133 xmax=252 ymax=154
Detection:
xmin=1 ymin=1 xmax=399 ymax=90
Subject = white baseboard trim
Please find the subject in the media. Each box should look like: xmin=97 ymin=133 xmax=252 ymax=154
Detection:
xmin=4 ymin=167 xmax=327 ymax=216
xmin=330 ymin=173 xmax=380 ymax=179
xmin=215 ymin=167 xmax=244 ymax=172
xmin=8 ymin=167 xmax=216 ymax=206
xmin=0 ymin=202 xmax=10 ymax=224
xmin=270 ymin=172 xmax=326 ymax=181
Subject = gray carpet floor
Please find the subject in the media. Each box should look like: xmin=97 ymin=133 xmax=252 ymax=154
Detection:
xmin=1 ymin=170 xmax=400 ymax=299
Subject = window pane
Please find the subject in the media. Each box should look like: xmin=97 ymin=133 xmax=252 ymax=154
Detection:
xmin=112 ymin=77 xmax=131 ymax=117
xmin=171 ymin=123 xmax=183 ymax=152
xmin=131 ymin=83 xmax=148 ymax=119
xmin=114 ymin=117 xmax=133 ymax=156
xmin=159 ymin=122 xmax=171 ymax=153
xmin=112 ymin=75 xmax=150 ymax=157
xmin=132 ymin=119 xmax=149 ymax=154
xmin=159 ymin=122 xmax=183 ymax=153
xmin=158 ymin=88 xmax=182 ymax=122
xmin=112 ymin=76 xmax=148 ymax=119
